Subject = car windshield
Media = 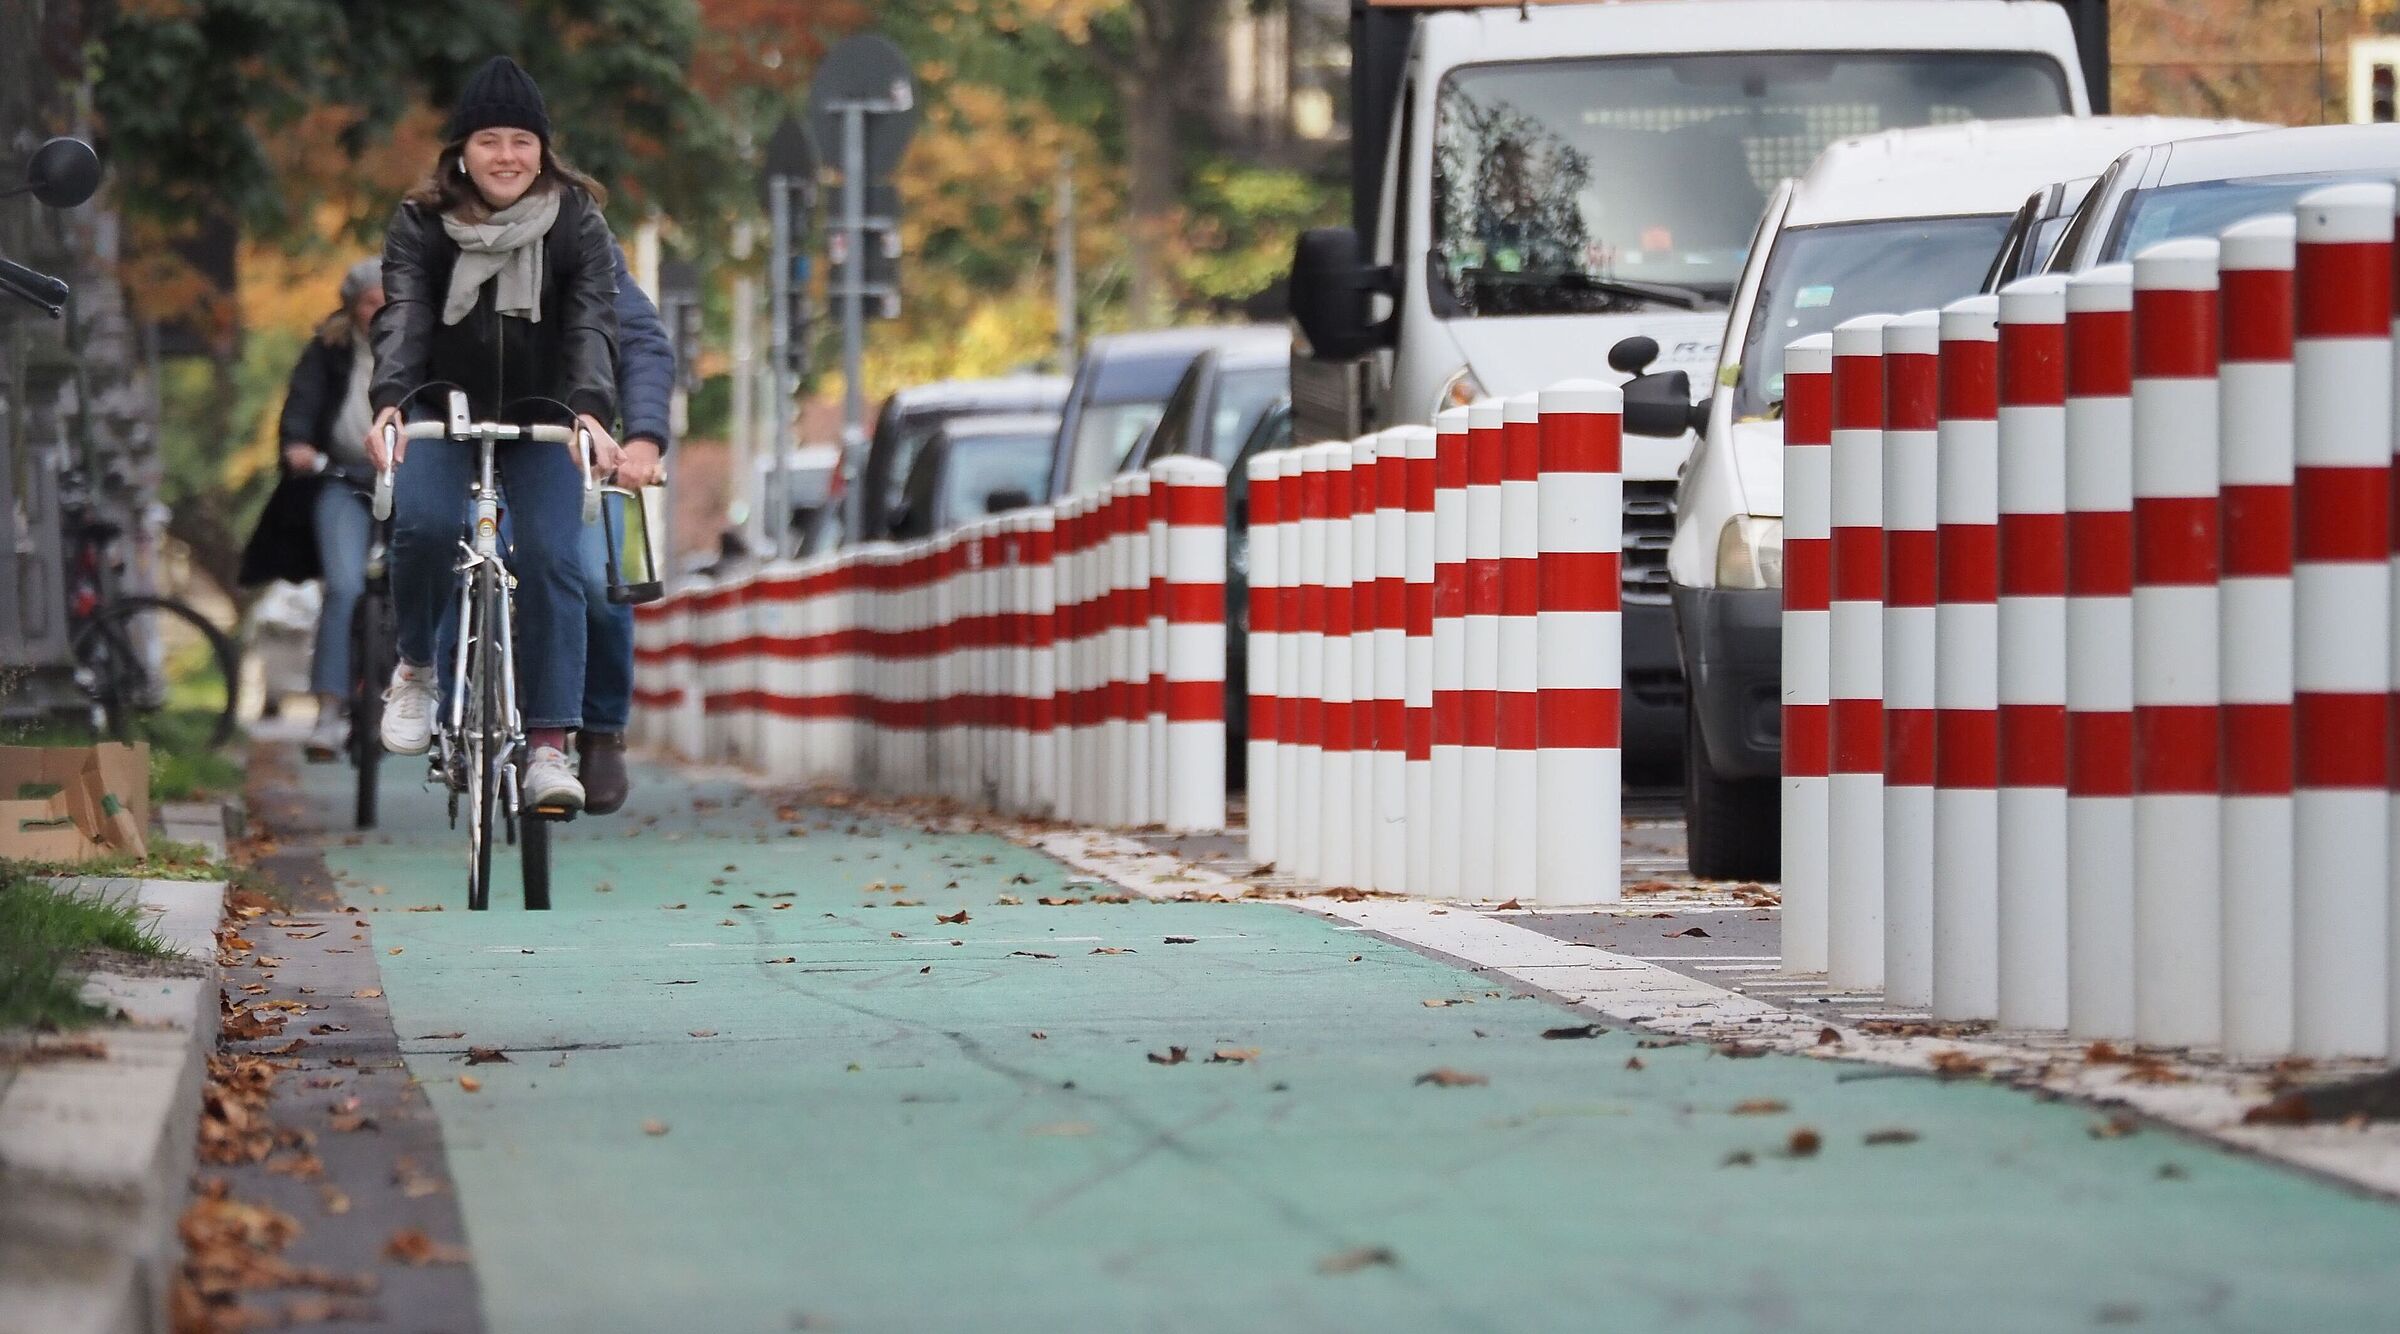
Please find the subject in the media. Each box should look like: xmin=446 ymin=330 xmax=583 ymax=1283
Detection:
xmin=1431 ymin=52 xmax=2069 ymax=316
xmin=2104 ymin=170 xmax=2378 ymax=264
xmin=1733 ymin=214 xmax=2013 ymax=418
xmin=938 ymin=431 xmax=1056 ymax=531
xmin=1205 ymin=366 xmax=1290 ymax=465
xmin=1069 ymin=401 xmax=1167 ymax=491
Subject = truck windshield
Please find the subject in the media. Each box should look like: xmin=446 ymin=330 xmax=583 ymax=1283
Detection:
xmin=1432 ymin=52 xmax=2068 ymax=317
xmin=1732 ymin=214 xmax=2014 ymax=418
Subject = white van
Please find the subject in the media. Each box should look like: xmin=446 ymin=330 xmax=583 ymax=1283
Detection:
xmin=1632 ymin=115 xmax=2256 ymax=877
xmin=1290 ymin=0 xmax=2096 ymax=772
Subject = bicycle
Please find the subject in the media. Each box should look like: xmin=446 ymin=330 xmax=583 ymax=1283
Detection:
xmin=59 ymin=466 xmax=241 ymax=752
xmin=375 ymin=389 xmax=602 ymax=911
xmin=338 ymin=466 xmax=399 ymax=830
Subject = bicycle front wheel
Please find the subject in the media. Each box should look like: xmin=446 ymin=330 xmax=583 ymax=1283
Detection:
xmin=72 ymin=595 xmax=240 ymax=750
xmin=464 ymin=567 xmax=500 ymax=912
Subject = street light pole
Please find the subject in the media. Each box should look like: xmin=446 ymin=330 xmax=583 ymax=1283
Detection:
xmin=840 ymin=104 xmax=868 ymax=462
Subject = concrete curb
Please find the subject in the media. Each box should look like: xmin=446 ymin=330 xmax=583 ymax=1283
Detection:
xmin=0 ymin=833 xmax=233 ymax=1333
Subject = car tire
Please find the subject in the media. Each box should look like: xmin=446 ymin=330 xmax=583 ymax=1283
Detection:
xmin=1683 ymin=702 xmax=1778 ymax=882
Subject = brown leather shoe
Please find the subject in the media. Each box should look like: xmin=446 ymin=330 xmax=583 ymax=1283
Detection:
xmin=577 ymin=731 xmax=630 ymax=815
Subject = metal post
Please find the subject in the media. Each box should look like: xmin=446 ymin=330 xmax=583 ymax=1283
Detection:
xmin=841 ymin=104 xmax=868 ymax=465
xmin=1055 ymin=152 xmax=1077 ymax=372
xmin=730 ymin=220 xmax=756 ymax=542
xmin=768 ymin=177 xmax=793 ymax=557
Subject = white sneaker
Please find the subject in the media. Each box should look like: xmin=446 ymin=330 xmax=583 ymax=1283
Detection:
xmin=522 ymin=746 xmax=585 ymax=811
xmin=379 ymin=665 xmax=441 ymax=755
xmin=303 ymin=710 xmax=346 ymax=762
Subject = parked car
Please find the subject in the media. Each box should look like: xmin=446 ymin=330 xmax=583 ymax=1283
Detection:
xmin=1047 ymin=326 xmax=1286 ymax=502
xmin=2044 ymin=122 xmax=2400 ymax=276
xmin=1130 ymin=335 xmax=1292 ymax=472
xmin=1223 ymin=398 xmax=1295 ymax=778
xmin=1618 ymin=114 xmax=2253 ymax=880
xmin=854 ymin=374 xmax=1067 ymax=543
xmin=1981 ymin=174 xmax=2105 ymax=291
xmin=887 ymin=413 xmax=1062 ymax=543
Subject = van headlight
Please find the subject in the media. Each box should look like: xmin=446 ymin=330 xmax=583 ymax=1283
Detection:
xmin=1716 ymin=515 xmax=1784 ymax=590
xmin=1435 ymin=365 xmax=1485 ymax=416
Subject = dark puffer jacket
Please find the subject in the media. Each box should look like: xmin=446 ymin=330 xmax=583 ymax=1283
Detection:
xmin=369 ymin=184 xmax=618 ymax=425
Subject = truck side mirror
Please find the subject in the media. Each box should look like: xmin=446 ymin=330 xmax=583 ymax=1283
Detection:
xmin=1290 ymin=226 xmax=1396 ymax=361
xmin=1612 ymin=335 xmax=1705 ymax=438
xmin=985 ymin=487 xmax=1032 ymax=516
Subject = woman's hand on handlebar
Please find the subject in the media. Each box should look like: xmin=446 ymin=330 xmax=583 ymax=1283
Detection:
xmin=365 ymin=406 xmax=404 ymax=470
xmin=577 ymin=413 xmax=622 ymax=480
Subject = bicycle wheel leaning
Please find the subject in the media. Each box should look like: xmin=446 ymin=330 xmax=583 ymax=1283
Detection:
xmin=72 ymin=595 xmax=240 ymax=750
xmin=348 ymin=584 xmax=396 ymax=829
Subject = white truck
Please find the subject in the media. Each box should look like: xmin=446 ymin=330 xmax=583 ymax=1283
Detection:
xmin=1288 ymin=0 xmax=2103 ymax=774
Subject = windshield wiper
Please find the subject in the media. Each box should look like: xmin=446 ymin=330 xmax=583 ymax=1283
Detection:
xmin=1548 ymin=270 xmax=1711 ymax=310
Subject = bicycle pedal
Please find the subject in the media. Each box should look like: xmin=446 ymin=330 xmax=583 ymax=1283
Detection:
xmin=532 ymin=804 xmax=575 ymax=820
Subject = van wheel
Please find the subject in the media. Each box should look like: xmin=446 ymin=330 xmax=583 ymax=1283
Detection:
xmin=1683 ymin=703 xmax=1778 ymax=882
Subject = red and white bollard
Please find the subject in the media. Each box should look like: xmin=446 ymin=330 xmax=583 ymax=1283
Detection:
xmin=1829 ymin=314 xmax=1891 ymax=990
xmin=1879 ymin=310 xmax=1941 ymax=1009
xmin=2218 ymin=213 xmax=2298 ymax=1059
xmin=1996 ymin=274 xmax=2070 ymax=1030
xmin=1400 ymin=424 xmax=1438 ymax=897
xmin=1026 ymin=511 xmax=1058 ymax=817
xmin=2065 ymin=262 xmax=2137 ymax=1039
xmin=2291 ymin=183 xmax=2393 ymax=1058
xmin=1932 ymin=295 xmax=2000 ymax=1020
xmin=1290 ymin=445 xmax=1332 ymax=884
xmin=2131 ymin=237 xmax=2223 ymax=1050
xmin=1349 ymin=434 xmax=1379 ymax=883
xmin=1496 ymin=394 xmax=1542 ymax=904
xmin=1052 ymin=496 xmax=1084 ymax=821
xmin=1373 ymin=427 xmax=1411 ymax=895
xmin=1321 ymin=441 xmax=1358 ymax=888
xmin=1153 ymin=456 xmax=1227 ymax=833
xmin=1460 ymin=399 xmax=1506 ymax=900
xmin=1781 ymin=334 xmax=1834 ymax=974
xmin=1271 ymin=449 xmax=1304 ymax=877
xmin=1430 ymin=407 xmax=1472 ymax=896
xmin=1246 ymin=449 xmax=1283 ymax=866
xmin=1535 ymin=379 xmax=1622 ymax=905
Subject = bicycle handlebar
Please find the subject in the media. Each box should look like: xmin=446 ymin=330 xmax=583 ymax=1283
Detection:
xmin=372 ymin=416 xmax=597 ymax=524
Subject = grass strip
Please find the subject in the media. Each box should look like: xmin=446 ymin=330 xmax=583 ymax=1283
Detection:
xmin=0 ymin=861 xmax=177 ymax=1029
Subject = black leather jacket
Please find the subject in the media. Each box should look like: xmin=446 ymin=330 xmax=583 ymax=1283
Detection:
xmin=368 ymin=185 xmax=619 ymax=425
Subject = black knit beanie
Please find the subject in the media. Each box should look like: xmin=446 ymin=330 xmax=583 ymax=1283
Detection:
xmin=445 ymin=56 xmax=551 ymax=144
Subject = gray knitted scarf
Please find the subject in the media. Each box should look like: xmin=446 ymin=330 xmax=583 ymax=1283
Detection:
xmin=439 ymin=188 xmax=560 ymax=326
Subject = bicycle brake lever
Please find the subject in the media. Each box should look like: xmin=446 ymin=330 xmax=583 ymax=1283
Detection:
xmin=578 ymin=427 xmax=600 ymax=525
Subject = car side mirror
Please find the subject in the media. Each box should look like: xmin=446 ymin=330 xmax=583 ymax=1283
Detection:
xmin=1611 ymin=335 xmax=1707 ymax=439
xmin=1290 ymin=226 xmax=1395 ymax=361
xmin=985 ymin=487 xmax=1032 ymax=516
xmin=21 ymin=138 xmax=101 ymax=209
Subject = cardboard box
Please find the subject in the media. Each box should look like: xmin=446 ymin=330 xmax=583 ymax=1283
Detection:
xmin=0 ymin=743 xmax=150 ymax=862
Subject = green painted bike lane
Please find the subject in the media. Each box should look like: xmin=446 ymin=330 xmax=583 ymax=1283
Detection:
xmin=319 ymin=765 xmax=2400 ymax=1333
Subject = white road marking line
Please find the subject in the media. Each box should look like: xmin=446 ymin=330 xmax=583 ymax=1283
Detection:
xmin=1694 ymin=964 xmax=1781 ymax=973
xmin=1628 ymin=955 xmax=1781 ymax=963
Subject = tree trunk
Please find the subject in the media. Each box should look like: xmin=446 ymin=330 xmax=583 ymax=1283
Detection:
xmin=1112 ymin=0 xmax=1222 ymax=327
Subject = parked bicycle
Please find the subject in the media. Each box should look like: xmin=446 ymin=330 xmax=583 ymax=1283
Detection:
xmin=59 ymin=465 xmax=241 ymax=752
xmin=375 ymin=390 xmax=601 ymax=910
xmin=333 ymin=463 xmax=399 ymax=830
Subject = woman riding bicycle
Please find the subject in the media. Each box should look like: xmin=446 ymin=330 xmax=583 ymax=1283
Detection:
xmin=363 ymin=55 xmax=621 ymax=810
xmin=239 ymin=258 xmax=385 ymax=761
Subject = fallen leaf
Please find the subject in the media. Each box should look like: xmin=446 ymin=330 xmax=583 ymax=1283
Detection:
xmin=1864 ymin=1128 xmax=1920 ymax=1146
xmin=320 ymin=1185 xmax=351 ymax=1215
xmin=1540 ymin=1024 xmax=1602 ymax=1040
xmin=1315 ymin=1245 xmax=1397 ymax=1275
xmin=658 ymin=979 xmax=699 ymax=985
xmin=766 ymin=957 xmax=797 ymax=965
xmin=936 ymin=910 xmax=970 ymax=924
xmin=2241 ymin=1095 xmax=2312 ymax=1127
xmin=384 ymin=1227 xmax=468 ymax=1266
xmin=689 ymin=1030 xmax=718 ymax=1038
xmin=1816 ymin=1026 xmax=1842 ymax=1045
xmin=1147 ymin=1046 xmax=1190 ymax=1066
xmin=2084 ymin=1040 xmax=2132 ymax=1064
xmin=308 ymin=1023 xmax=349 ymax=1036
xmin=643 ymin=1119 xmax=670 ymax=1136
xmin=1091 ymin=947 xmax=1133 ymax=955
xmin=1421 ymin=998 xmax=1453 ymax=1008
xmin=1414 ymin=1067 xmax=1488 ymax=1088
xmin=1030 ymin=1031 xmax=1048 ymax=1040
xmin=1164 ymin=935 xmax=1198 ymax=944
xmin=1731 ymin=1099 xmax=1789 ymax=1116
xmin=1928 ymin=1049 xmax=1987 ymax=1077
xmin=1786 ymin=1127 xmax=1822 ymax=1157
xmin=1722 ymin=1149 xmax=1756 ymax=1167
xmin=1665 ymin=926 xmax=1711 ymax=939
xmin=328 ymin=1112 xmax=376 ymax=1134
xmin=418 ymin=1031 xmax=466 ymax=1040
xmin=457 ymin=1076 xmax=482 ymax=1093
xmin=1209 ymin=1048 xmax=1261 ymax=1064
xmin=1493 ymin=898 xmax=1522 ymax=911
xmin=1009 ymin=950 xmax=1058 ymax=959
xmin=662 ymin=903 xmax=686 ymax=911
xmin=351 ymin=988 xmax=382 ymax=1000
xmin=387 ymin=947 xmax=404 ymax=956
xmin=464 ymin=1047 xmax=510 ymax=1065
xmin=1624 ymin=1056 xmax=1645 ymax=1070
xmin=403 ymin=904 xmax=443 ymax=913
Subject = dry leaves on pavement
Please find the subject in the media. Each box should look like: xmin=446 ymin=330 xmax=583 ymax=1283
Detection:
xmin=1785 ymin=1127 xmax=1823 ymax=1157
xmin=1147 ymin=1046 xmax=1190 ymax=1066
xmin=1414 ymin=1068 xmax=1488 ymax=1088
xmin=936 ymin=909 xmax=970 ymax=924
xmin=383 ymin=1227 xmax=469 ymax=1266
xmin=1316 ymin=1246 xmax=1398 ymax=1275
xmin=1730 ymin=1099 xmax=1789 ymax=1116
xmin=1209 ymin=1048 xmax=1260 ymax=1064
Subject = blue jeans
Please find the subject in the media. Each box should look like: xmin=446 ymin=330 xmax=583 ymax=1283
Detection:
xmin=309 ymin=480 xmax=371 ymax=696
xmin=579 ymin=491 xmax=634 ymax=733
xmin=390 ymin=434 xmax=587 ymax=730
